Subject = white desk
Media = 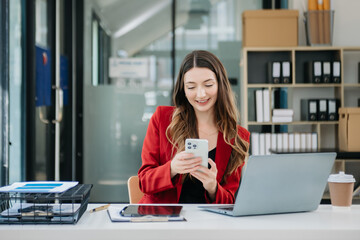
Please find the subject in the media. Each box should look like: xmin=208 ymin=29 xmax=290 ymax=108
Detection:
xmin=1 ymin=204 xmax=360 ymax=240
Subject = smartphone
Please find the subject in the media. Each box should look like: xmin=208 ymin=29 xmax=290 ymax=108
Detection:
xmin=120 ymin=205 xmax=182 ymax=217
xmin=185 ymin=138 xmax=208 ymax=168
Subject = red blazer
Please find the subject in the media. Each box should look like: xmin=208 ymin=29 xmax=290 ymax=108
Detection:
xmin=138 ymin=106 xmax=250 ymax=204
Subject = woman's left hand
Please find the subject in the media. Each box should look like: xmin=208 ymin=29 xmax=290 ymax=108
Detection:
xmin=190 ymin=158 xmax=218 ymax=201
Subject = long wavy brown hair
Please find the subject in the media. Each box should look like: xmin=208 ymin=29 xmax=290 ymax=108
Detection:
xmin=166 ymin=50 xmax=249 ymax=183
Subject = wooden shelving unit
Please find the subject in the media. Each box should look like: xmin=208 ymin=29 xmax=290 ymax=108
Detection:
xmin=242 ymin=46 xmax=360 ymax=150
xmin=242 ymin=47 xmax=360 ymax=197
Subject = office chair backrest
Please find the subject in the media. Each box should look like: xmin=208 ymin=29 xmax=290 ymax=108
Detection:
xmin=127 ymin=176 xmax=144 ymax=204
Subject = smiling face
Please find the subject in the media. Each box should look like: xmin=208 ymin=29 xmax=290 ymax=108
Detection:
xmin=184 ymin=67 xmax=218 ymax=115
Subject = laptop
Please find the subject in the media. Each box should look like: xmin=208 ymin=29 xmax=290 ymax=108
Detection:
xmin=201 ymin=152 xmax=336 ymax=216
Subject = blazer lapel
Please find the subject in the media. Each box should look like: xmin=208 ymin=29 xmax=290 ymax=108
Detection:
xmin=215 ymin=132 xmax=232 ymax=182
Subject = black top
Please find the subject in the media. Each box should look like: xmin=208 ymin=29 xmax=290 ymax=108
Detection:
xmin=179 ymin=148 xmax=216 ymax=203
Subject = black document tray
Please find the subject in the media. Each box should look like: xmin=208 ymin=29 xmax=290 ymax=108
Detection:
xmin=0 ymin=184 xmax=92 ymax=224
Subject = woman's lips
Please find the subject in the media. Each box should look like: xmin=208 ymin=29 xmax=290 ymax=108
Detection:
xmin=196 ymin=99 xmax=210 ymax=105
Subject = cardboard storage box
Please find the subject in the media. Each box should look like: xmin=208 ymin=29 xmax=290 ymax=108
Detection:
xmin=339 ymin=108 xmax=360 ymax=152
xmin=242 ymin=10 xmax=299 ymax=47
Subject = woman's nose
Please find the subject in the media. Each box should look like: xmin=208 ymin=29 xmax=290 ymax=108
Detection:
xmin=197 ymin=87 xmax=206 ymax=97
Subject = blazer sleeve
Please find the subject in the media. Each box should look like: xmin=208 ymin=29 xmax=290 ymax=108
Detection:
xmin=208 ymin=163 xmax=243 ymax=204
xmin=206 ymin=127 xmax=250 ymax=204
xmin=138 ymin=107 xmax=180 ymax=195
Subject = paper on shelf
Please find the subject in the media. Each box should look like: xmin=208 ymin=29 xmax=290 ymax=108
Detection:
xmin=272 ymin=109 xmax=294 ymax=116
xmin=251 ymin=132 xmax=260 ymax=156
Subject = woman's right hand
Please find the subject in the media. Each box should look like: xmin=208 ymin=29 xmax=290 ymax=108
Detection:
xmin=170 ymin=151 xmax=202 ymax=178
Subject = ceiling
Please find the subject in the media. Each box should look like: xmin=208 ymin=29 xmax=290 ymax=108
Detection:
xmin=89 ymin=0 xmax=217 ymax=56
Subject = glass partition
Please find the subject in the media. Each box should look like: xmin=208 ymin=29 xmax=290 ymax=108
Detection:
xmin=83 ymin=0 xmax=172 ymax=202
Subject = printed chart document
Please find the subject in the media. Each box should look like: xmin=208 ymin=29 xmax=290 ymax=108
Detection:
xmin=107 ymin=205 xmax=186 ymax=222
xmin=0 ymin=181 xmax=78 ymax=193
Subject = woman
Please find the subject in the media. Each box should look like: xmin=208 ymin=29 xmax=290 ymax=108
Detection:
xmin=138 ymin=50 xmax=249 ymax=203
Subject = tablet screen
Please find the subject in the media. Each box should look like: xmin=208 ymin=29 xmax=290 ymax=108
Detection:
xmin=120 ymin=205 xmax=182 ymax=217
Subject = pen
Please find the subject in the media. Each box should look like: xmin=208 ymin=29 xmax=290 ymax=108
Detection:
xmin=90 ymin=204 xmax=110 ymax=213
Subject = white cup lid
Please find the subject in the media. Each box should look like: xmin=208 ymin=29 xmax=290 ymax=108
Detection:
xmin=328 ymin=171 xmax=355 ymax=183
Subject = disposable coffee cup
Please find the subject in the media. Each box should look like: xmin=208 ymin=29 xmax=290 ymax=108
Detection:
xmin=328 ymin=171 xmax=355 ymax=207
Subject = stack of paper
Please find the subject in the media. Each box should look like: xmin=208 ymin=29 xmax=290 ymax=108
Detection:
xmin=0 ymin=181 xmax=78 ymax=193
xmin=272 ymin=109 xmax=294 ymax=123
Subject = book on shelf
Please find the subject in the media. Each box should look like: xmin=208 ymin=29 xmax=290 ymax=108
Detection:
xmin=265 ymin=133 xmax=271 ymax=155
xmin=273 ymin=88 xmax=288 ymax=132
xmin=288 ymin=133 xmax=294 ymax=152
xmin=276 ymin=133 xmax=283 ymax=152
xmin=263 ymin=89 xmax=270 ymax=122
xmin=259 ymin=133 xmax=266 ymax=155
xmin=282 ymin=133 xmax=289 ymax=152
xmin=262 ymin=0 xmax=289 ymax=9
xmin=300 ymin=133 xmax=307 ymax=151
xmin=271 ymin=134 xmax=277 ymax=154
xmin=255 ymin=90 xmax=263 ymax=122
xmin=255 ymin=89 xmax=271 ymax=123
xmin=306 ymin=133 xmax=312 ymax=151
xmin=311 ymin=133 xmax=318 ymax=151
xmin=273 ymin=88 xmax=288 ymax=109
xmin=294 ymin=133 xmax=301 ymax=152
xmin=251 ymin=132 xmax=318 ymax=155
xmin=251 ymin=132 xmax=260 ymax=155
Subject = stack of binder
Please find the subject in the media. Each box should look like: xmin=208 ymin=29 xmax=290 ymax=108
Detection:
xmin=268 ymin=61 xmax=292 ymax=84
xmin=304 ymin=61 xmax=341 ymax=83
xmin=301 ymin=99 xmax=339 ymax=121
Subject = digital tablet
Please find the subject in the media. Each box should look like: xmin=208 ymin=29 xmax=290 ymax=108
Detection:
xmin=120 ymin=205 xmax=182 ymax=217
